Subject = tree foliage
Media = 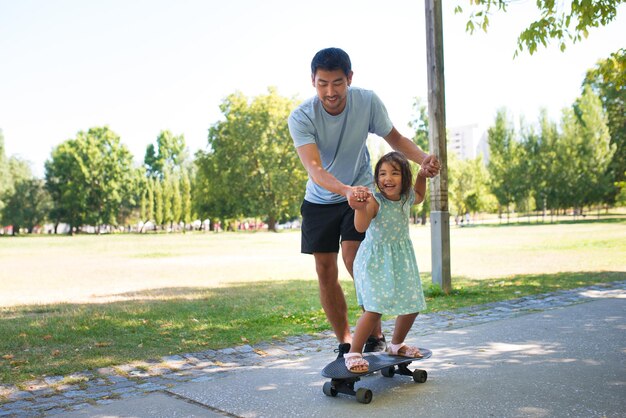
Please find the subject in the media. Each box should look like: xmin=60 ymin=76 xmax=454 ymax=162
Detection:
xmin=448 ymin=153 xmax=492 ymax=216
xmin=45 ymin=126 xmax=135 ymax=233
xmin=195 ymin=88 xmax=306 ymax=231
xmin=583 ymin=48 xmax=625 ymax=202
xmin=487 ymin=109 xmax=522 ymax=219
xmin=0 ymin=130 xmax=10 ymax=216
xmin=409 ymin=97 xmax=432 ymax=224
xmin=0 ymin=139 xmax=33 ymax=223
xmin=565 ymin=85 xmax=615 ymax=208
xmin=144 ymin=130 xmax=188 ymax=178
xmin=1 ymin=179 xmax=52 ymax=234
xmin=180 ymin=170 xmax=192 ymax=227
xmin=484 ymin=85 xmax=614 ymax=218
xmin=456 ymin=0 xmax=624 ymax=56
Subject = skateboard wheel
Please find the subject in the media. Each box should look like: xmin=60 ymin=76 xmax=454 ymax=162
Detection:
xmin=381 ymin=366 xmax=395 ymax=377
xmin=413 ymin=369 xmax=427 ymax=383
xmin=322 ymin=382 xmax=337 ymax=397
xmin=356 ymin=387 xmax=372 ymax=404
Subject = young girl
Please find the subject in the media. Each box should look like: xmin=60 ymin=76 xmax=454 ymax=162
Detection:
xmin=344 ymin=151 xmax=428 ymax=373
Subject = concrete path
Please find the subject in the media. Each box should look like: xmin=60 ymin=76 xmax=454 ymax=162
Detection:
xmin=56 ymin=293 xmax=625 ymax=418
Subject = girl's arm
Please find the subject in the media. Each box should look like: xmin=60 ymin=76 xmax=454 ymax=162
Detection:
xmin=413 ymin=168 xmax=427 ymax=205
xmin=354 ymin=197 xmax=379 ymax=233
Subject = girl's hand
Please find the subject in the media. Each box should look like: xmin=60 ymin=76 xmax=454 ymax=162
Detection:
xmin=347 ymin=186 xmax=371 ymax=209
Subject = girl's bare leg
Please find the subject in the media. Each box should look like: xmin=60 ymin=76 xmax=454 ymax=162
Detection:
xmin=391 ymin=313 xmax=419 ymax=345
xmin=349 ymin=311 xmax=382 ymax=354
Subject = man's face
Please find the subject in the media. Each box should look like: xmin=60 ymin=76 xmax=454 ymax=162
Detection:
xmin=311 ymin=68 xmax=353 ymax=115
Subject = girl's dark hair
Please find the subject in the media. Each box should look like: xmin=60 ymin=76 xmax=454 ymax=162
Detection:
xmin=374 ymin=151 xmax=413 ymax=202
xmin=311 ymin=47 xmax=352 ymax=77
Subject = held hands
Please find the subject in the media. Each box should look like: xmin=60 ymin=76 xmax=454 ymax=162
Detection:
xmin=420 ymin=154 xmax=440 ymax=178
xmin=347 ymin=186 xmax=371 ymax=210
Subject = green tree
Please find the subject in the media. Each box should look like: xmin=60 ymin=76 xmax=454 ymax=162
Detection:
xmin=563 ymin=85 xmax=615 ymax=211
xmin=525 ymin=110 xmax=560 ymax=218
xmin=139 ymin=176 xmax=155 ymax=232
xmin=448 ymin=153 xmax=491 ymax=218
xmin=582 ymin=48 xmax=625 ymax=203
xmin=195 ymin=87 xmax=306 ymax=231
xmin=45 ymin=126 xmax=135 ymax=234
xmin=144 ymin=130 xmax=188 ymax=178
xmin=180 ymin=169 xmax=192 ymax=230
xmin=46 ymin=141 xmax=84 ymax=233
xmin=162 ymin=171 xmax=173 ymax=229
xmin=0 ymin=129 xmax=10 ymax=217
xmin=1 ymin=155 xmax=32 ymax=219
xmin=8 ymin=157 xmax=32 ymax=184
xmin=409 ymin=98 xmax=430 ymax=151
xmin=171 ymin=173 xmax=182 ymax=230
xmin=515 ymin=118 xmax=544 ymax=216
xmin=139 ymin=178 xmax=148 ymax=225
xmin=146 ymin=177 xmax=155 ymax=224
xmin=408 ymin=97 xmax=431 ymax=224
xmin=2 ymin=179 xmax=52 ymax=234
xmin=457 ymin=0 xmax=624 ymax=56
xmin=487 ymin=108 xmax=522 ymax=221
xmin=193 ymin=151 xmax=225 ymax=230
xmin=153 ymin=177 xmax=164 ymax=228
xmin=112 ymin=167 xmax=144 ymax=230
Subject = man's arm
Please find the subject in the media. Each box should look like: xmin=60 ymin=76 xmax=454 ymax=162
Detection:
xmin=296 ymin=143 xmax=369 ymax=208
xmin=384 ymin=127 xmax=428 ymax=163
xmin=383 ymin=127 xmax=440 ymax=177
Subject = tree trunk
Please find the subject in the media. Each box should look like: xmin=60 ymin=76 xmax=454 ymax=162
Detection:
xmin=267 ymin=215 xmax=277 ymax=232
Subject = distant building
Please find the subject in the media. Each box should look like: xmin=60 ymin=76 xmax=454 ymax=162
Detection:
xmin=477 ymin=130 xmax=490 ymax=164
xmin=448 ymin=124 xmax=489 ymax=164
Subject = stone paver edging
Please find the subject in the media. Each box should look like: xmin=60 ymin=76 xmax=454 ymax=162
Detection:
xmin=1 ymin=281 xmax=624 ymax=417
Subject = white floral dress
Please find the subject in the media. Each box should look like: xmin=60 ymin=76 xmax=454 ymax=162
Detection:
xmin=353 ymin=190 xmax=426 ymax=315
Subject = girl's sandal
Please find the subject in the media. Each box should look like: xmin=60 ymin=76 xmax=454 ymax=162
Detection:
xmin=344 ymin=353 xmax=369 ymax=373
xmin=386 ymin=343 xmax=424 ymax=359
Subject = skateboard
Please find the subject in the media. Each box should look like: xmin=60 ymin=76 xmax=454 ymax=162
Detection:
xmin=321 ymin=348 xmax=432 ymax=404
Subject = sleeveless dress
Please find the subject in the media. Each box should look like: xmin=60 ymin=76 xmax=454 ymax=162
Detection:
xmin=353 ymin=190 xmax=426 ymax=315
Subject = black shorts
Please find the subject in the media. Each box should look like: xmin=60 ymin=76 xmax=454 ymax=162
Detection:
xmin=300 ymin=200 xmax=366 ymax=254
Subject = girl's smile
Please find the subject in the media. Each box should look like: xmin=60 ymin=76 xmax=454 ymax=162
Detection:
xmin=377 ymin=162 xmax=402 ymax=201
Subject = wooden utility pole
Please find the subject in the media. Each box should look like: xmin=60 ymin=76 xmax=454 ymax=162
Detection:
xmin=425 ymin=0 xmax=451 ymax=293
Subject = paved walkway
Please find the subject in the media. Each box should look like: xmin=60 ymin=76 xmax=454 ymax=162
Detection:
xmin=1 ymin=280 xmax=625 ymax=417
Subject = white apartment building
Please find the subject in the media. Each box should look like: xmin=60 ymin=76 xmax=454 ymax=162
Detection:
xmin=447 ymin=124 xmax=489 ymax=164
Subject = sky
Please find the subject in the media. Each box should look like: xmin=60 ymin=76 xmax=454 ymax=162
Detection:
xmin=1 ymin=0 xmax=625 ymax=178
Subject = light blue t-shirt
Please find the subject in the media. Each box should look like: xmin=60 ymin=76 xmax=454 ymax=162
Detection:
xmin=288 ymin=87 xmax=393 ymax=204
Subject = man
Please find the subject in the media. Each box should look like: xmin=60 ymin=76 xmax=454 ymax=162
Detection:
xmin=288 ymin=47 xmax=440 ymax=357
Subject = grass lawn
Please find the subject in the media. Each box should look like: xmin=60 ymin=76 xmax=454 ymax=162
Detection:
xmin=0 ymin=217 xmax=624 ymax=387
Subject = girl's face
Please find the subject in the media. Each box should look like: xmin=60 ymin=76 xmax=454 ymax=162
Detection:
xmin=377 ymin=161 xmax=403 ymax=201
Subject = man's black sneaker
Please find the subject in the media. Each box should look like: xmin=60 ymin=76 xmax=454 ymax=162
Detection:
xmin=364 ymin=335 xmax=386 ymax=353
xmin=334 ymin=343 xmax=351 ymax=359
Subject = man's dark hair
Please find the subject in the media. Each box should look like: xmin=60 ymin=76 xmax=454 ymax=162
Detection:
xmin=311 ymin=47 xmax=352 ymax=77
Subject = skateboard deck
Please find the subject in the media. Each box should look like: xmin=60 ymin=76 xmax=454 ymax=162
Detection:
xmin=321 ymin=349 xmax=432 ymax=404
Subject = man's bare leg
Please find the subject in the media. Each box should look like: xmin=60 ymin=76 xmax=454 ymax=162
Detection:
xmin=341 ymin=240 xmax=383 ymax=340
xmin=314 ymin=252 xmax=351 ymax=344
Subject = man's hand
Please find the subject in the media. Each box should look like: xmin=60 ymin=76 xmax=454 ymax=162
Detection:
xmin=420 ymin=155 xmax=441 ymax=178
xmin=346 ymin=186 xmax=371 ymax=210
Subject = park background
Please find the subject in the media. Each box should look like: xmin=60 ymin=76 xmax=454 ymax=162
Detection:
xmin=0 ymin=0 xmax=625 ymax=390
xmin=1 ymin=0 xmax=625 ymax=234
